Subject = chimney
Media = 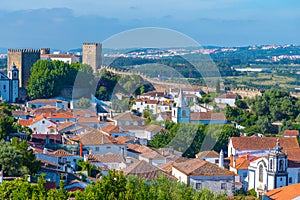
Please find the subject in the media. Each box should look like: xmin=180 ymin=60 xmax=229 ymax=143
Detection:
xmin=121 ymin=147 xmax=125 ymax=160
xmin=219 ymin=149 xmax=224 ymax=168
xmin=80 ymin=142 xmax=83 ymax=157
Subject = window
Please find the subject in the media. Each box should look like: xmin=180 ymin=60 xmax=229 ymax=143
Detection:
xmin=221 ymin=183 xmax=227 ymax=190
xmin=106 ymin=146 xmax=111 ymax=149
xmin=42 ymin=120 xmax=45 ymax=124
xmin=215 ymin=159 xmax=219 ymax=164
xmin=182 ymin=110 xmax=186 ymax=117
xmin=270 ymin=159 xmax=273 ymax=170
xmin=280 ymin=177 xmax=282 ymax=181
xmin=289 ymin=177 xmax=293 ymax=183
xmin=279 ymin=160 xmax=283 ymax=171
xmin=3 ymin=85 xmax=6 ymax=90
xmin=259 ymin=164 xmax=264 ymax=182
xmin=243 ymin=172 xmax=247 ymax=177
xmin=95 ymin=147 xmax=99 ymax=152
xmin=298 ymin=170 xmax=300 ymax=183
xmin=196 ymin=183 xmax=202 ymax=189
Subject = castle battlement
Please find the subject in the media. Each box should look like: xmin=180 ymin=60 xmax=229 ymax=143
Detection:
xmin=8 ymin=49 xmax=40 ymax=53
xmin=82 ymin=43 xmax=102 ymax=46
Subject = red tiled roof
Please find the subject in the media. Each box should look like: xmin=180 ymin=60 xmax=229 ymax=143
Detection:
xmin=28 ymin=99 xmax=68 ymax=104
xmin=18 ymin=118 xmax=34 ymax=126
xmin=80 ymin=130 xmax=115 ymax=145
xmin=127 ymin=144 xmax=153 ymax=154
xmin=190 ymin=112 xmax=226 ymax=121
xmin=286 ymin=148 xmax=300 ymax=168
xmin=12 ymin=110 xmax=29 ymax=116
xmin=196 ymin=150 xmax=219 ymax=158
xmin=101 ymin=124 xmax=124 ymax=134
xmin=41 ymin=54 xmax=78 ymax=59
xmin=284 ymin=130 xmax=299 ymax=137
xmin=173 ymin=158 xmax=235 ymax=176
xmin=87 ymin=153 xmax=125 ymax=163
xmin=113 ymin=136 xmax=134 ymax=144
xmin=264 ymin=183 xmax=300 ymax=200
xmin=230 ymin=136 xmax=299 ymax=151
xmin=217 ymin=93 xmax=237 ymax=99
xmin=113 ymin=112 xmax=146 ymax=122
xmin=51 ymin=149 xmax=74 ymax=157
xmin=123 ymin=160 xmax=176 ymax=180
xmin=135 ymin=98 xmax=158 ymax=104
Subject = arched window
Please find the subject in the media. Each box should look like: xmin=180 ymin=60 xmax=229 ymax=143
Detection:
xmin=279 ymin=160 xmax=283 ymax=171
xmin=270 ymin=159 xmax=273 ymax=170
xmin=259 ymin=164 xmax=264 ymax=182
xmin=182 ymin=110 xmax=186 ymax=117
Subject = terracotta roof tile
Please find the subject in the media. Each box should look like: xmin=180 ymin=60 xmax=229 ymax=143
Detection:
xmin=230 ymin=136 xmax=299 ymax=151
xmin=51 ymin=149 xmax=74 ymax=157
xmin=28 ymin=99 xmax=68 ymax=104
xmin=284 ymin=130 xmax=299 ymax=137
xmin=127 ymin=144 xmax=153 ymax=154
xmin=286 ymin=148 xmax=300 ymax=168
xmin=190 ymin=112 xmax=226 ymax=121
xmin=80 ymin=130 xmax=115 ymax=145
xmin=113 ymin=112 xmax=146 ymax=122
xmin=87 ymin=153 xmax=125 ymax=163
xmin=196 ymin=150 xmax=220 ymax=158
xmin=12 ymin=110 xmax=29 ymax=116
xmin=113 ymin=136 xmax=135 ymax=144
xmin=57 ymin=121 xmax=76 ymax=132
xmin=123 ymin=160 xmax=176 ymax=180
xmin=173 ymin=158 xmax=235 ymax=176
xmin=157 ymin=157 xmax=189 ymax=174
xmin=18 ymin=118 xmax=34 ymax=126
xmin=264 ymin=183 xmax=300 ymax=200
xmin=217 ymin=93 xmax=237 ymax=99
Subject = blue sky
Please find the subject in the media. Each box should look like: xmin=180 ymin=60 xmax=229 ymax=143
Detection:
xmin=1 ymin=0 xmax=300 ymax=50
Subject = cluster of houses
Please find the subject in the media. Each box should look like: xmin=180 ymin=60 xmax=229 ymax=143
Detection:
xmin=3 ymin=85 xmax=299 ymax=199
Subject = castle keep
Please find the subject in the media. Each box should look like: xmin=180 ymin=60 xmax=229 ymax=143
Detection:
xmin=82 ymin=43 xmax=102 ymax=72
xmin=7 ymin=49 xmax=40 ymax=88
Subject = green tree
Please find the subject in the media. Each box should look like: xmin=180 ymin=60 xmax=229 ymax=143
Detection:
xmin=76 ymin=97 xmax=91 ymax=109
xmin=11 ymin=138 xmax=41 ymax=175
xmin=0 ymin=140 xmax=22 ymax=176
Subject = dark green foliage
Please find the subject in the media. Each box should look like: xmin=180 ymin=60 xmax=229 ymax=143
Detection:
xmin=148 ymin=121 xmax=240 ymax=158
xmin=0 ymin=140 xmax=22 ymax=176
xmin=0 ymin=170 xmax=230 ymax=199
xmin=248 ymin=88 xmax=299 ymax=122
xmin=11 ymin=138 xmax=42 ymax=175
xmin=27 ymin=60 xmax=94 ymax=99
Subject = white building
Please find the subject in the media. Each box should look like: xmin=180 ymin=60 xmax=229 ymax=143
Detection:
xmin=0 ymin=64 xmax=19 ymax=102
xmin=41 ymin=54 xmax=80 ymax=64
xmin=172 ymin=158 xmax=235 ymax=196
xmin=214 ymin=93 xmax=238 ymax=107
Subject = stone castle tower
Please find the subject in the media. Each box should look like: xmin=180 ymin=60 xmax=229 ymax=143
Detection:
xmin=82 ymin=43 xmax=102 ymax=72
xmin=7 ymin=49 xmax=40 ymax=88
